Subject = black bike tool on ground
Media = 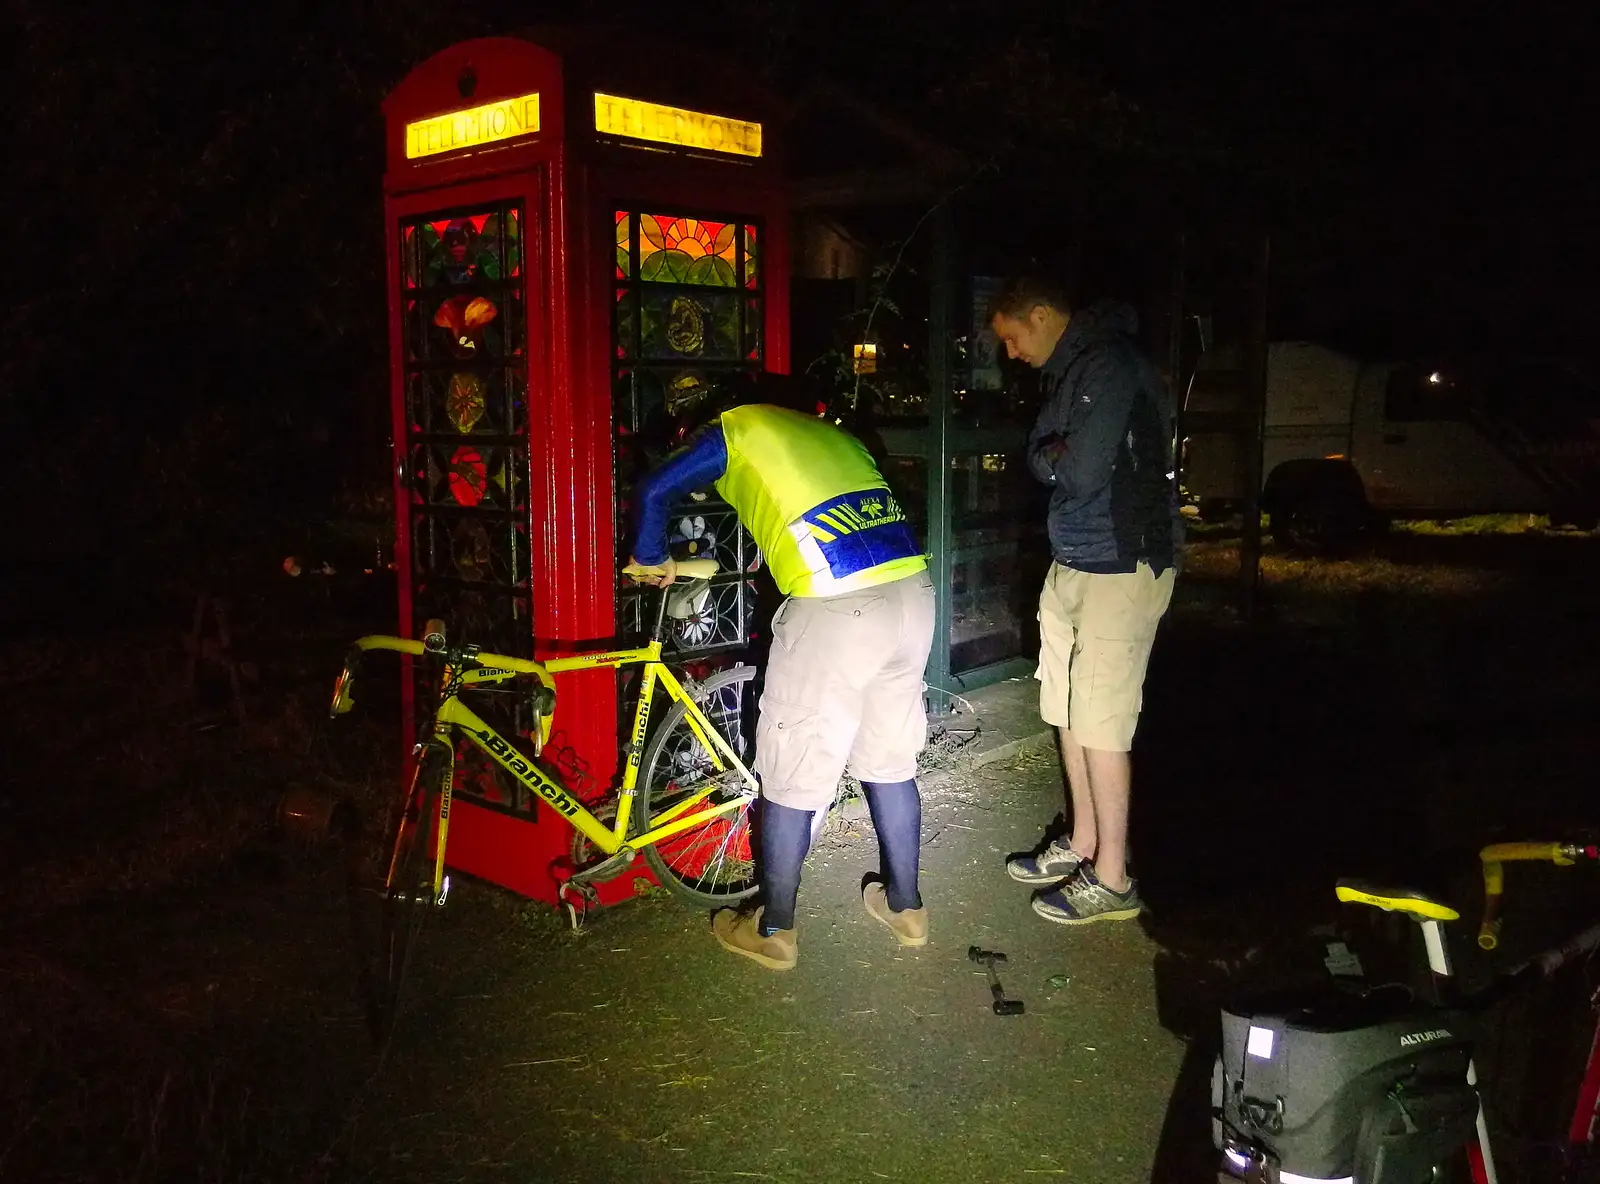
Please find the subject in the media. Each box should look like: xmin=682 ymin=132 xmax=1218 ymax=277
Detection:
xmin=969 ymin=945 xmax=1025 ymax=1016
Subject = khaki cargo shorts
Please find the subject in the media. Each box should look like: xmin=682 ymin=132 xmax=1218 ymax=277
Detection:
xmin=754 ymin=571 xmax=937 ymax=812
xmin=1036 ymin=561 xmax=1175 ymax=752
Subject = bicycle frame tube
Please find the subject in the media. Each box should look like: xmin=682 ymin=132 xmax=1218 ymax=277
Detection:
xmin=430 ymin=666 xmax=460 ymax=901
xmin=538 ymin=644 xmax=755 ymax=839
xmin=434 ymin=674 xmax=754 ymax=859
xmin=1572 ymin=1013 xmax=1600 ymax=1148
xmin=631 ymin=663 xmax=754 ymax=835
xmin=407 ymin=636 xmax=756 ymax=882
xmin=437 ymin=695 xmax=618 ymax=852
xmin=543 ymin=645 xmax=658 ymax=673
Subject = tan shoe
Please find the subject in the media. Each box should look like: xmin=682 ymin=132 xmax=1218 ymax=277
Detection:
xmin=711 ymin=905 xmax=797 ymax=970
xmin=862 ymin=882 xmax=928 ymax=947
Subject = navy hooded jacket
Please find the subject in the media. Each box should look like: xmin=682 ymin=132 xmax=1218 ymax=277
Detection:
xmin=1027 ymin=300 xmax=1181 ymax=573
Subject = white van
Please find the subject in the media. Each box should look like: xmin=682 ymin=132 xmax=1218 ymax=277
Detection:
xmin=1181 ymin=341 xmax=1600 ymax=547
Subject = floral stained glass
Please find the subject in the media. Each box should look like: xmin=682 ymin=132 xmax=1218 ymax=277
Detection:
xmin=612 ymin=206 xmax=765 ymax=658
xmin=397 ymin=202 xmax=535 ymax=818
xmin=398 ymin=199 xmax=531 ymax=667
xmin=639 ymin=290 xmax=740 ymax=360
xmin=403 ymin=210 xmax=522 ymax=289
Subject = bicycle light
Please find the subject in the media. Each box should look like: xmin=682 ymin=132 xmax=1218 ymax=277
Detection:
xmin=422 ymin=618 xmax=448 ymax=654
xmin=329 ymin=649 xmax=363 ymax=718
xmin=529 ymin=682 xmax=556 ymax=755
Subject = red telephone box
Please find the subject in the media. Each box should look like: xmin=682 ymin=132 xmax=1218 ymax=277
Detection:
xmin=381 ymin=32 xmax=789 ymax=905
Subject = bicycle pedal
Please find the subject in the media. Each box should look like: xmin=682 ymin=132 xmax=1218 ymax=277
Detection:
xmin=559 ymin=881 xmax=600 ymax=932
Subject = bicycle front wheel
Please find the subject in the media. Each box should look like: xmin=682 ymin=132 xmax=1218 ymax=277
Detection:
xmin=638 ymin=665 xmax=760 ymax=909
xmin=369 ymin=744 xmax=446 ymax=1046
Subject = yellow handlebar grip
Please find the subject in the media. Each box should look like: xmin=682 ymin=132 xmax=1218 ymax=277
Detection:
xmin=1476 ymin=841 xmax=1584 ymax=952
xmin=1480 ymin=842 xmax=1569 ymax=864
xmin=1478 ymin=918 xmax=1502 ymax=951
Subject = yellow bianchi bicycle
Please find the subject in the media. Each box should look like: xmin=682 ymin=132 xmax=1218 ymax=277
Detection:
xmin=330 ymin=558 xmax=760 ymax=1044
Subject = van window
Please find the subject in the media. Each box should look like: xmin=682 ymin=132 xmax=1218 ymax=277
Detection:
xmin=1384 ymin=366 xmax=1467 ymax=423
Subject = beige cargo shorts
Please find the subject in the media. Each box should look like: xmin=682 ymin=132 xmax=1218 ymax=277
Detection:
xmin=1036 ymin=561 xmax=1175 ymax=752
xmin=754 ymin=571 xmax=937 ymax=812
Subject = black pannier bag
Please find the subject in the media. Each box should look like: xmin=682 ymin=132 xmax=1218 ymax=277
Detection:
xmin=1213 ymin=986 xmax=1481 ymax=1183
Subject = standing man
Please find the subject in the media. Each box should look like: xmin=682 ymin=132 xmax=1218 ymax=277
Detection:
xmin=989 ymin=276 xmax=1179 ymax=925
xmin=628 ymin=375 xmax=936 ymax=970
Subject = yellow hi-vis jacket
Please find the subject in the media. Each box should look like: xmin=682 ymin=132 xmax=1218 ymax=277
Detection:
xmin=630 ymin=404 xmax=926 ymax=598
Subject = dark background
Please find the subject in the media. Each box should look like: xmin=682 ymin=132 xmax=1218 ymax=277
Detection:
xmin=7 ymin=0 xmax=1596 ymax=588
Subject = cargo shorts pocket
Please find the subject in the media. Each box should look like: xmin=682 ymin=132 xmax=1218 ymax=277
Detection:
xmin=753 ymin=698 xmax=842 ymax=810
xmin=771 ymin=599 xmax=809 ymax=652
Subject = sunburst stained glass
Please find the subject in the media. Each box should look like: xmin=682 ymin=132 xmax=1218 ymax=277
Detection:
xmin=636 ymin=215 xmax=742 ymax=286
xmin=398 ymin=200 xmax=536 ymax=816
xmin=612 ymin=208 xmax=766 ymax=658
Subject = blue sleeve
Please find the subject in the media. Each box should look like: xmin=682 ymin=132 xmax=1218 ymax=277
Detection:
xmin=629 ymin=423 xmax=730 ymax=565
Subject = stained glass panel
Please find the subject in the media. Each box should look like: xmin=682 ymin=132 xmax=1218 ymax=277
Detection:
xmin=399 ymin=199 xmax=531 ymax=650
xmin=639 ymin=290 xmax=740 ymax=360
xmin=409 ymin=512 xmax=530 ymax=587
xmin=612 ymin=206 xmax=765 ymax=657
xmin=407 ymin=290 xmax=523 ymax=362
xmin=410 ymin=441 xmax=529 ymax=511
xmin=407 ymin=210 xmax=523 ymax=289
xmin=666 ymin=505 xmax=764 ymax=574
xmin=400 ymin=200 xmax=533 ymax=814
xmin=406 ymin=369 xmax=526 ymax=437
xmin=638 ymin=214 xmax=739 ymax=287
xmin=411 ymin=585 xmax=528 ymax=654
xmin=615 ymin=210 xmax=631 ymax=278
xmin=744 ymin=225 xmax=759 ymax=288
xmin=744 ymin=298 xmax=762 ymax=361
xmin=614 ymin=287 xmax=636 ymax=360
xmin=615 ymin=579 xmax=760 ymax=654
xmin=402 ymin=226 xmax=420 ymax=289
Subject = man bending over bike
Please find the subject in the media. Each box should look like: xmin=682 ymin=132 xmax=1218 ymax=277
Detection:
xmin=628 ymin=374 xmax=936 ymax=970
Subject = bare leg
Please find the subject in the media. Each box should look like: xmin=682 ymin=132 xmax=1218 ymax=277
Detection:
xmin=1058 ymin=727 xmax=1097 ymax=860
xmin=1082 ymin=746 xmax=1132 ymax=892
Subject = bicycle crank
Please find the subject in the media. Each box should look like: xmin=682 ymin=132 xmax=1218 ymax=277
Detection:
xmin=571 ymin=847 xmax=638 ymax=885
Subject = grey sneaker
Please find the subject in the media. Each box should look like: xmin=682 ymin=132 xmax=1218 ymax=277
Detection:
xmin=1006 ymin=839 xmax=1087 ymax=884
xmin=1031 ymin=866 xmax=1142 ymax=925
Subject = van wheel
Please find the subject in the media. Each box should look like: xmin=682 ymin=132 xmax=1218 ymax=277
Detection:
xmin=1551 ymin=502 xmax=1599 ymax=532
xmin=1273 ymin=490 xmax=1359 ymax=554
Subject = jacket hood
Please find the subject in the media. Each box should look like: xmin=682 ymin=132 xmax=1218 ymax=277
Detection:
xmin=1043 ymin=300 xmax=1141 ymax=375
xmin=1070 ymin=299 xmax=1140 ymax=340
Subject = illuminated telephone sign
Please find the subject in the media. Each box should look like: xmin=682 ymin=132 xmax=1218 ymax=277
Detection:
xmin=405 ymin=91 xmax=542 ymax=159
xmin=593 ymin=92 xmax=762 ymax=158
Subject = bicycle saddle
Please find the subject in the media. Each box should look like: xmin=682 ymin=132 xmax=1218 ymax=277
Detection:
xmin=1335 ymin=879 xmax=1460 ymax=923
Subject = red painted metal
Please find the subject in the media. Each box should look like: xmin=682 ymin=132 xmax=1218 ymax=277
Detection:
xmin=1569 ymin=1013 xmax=1600 ymax=1147
xmin=381 ymin=33 xmax=788 ymax=907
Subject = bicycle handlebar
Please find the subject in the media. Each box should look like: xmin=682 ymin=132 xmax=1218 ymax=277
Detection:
xmin=350 ymin=632 xmax=548 ymax=675
xmin=329 ymin=560 xmax=723 ymax=721
xmin=1478 ymin=841 xmax=1600 ymax=951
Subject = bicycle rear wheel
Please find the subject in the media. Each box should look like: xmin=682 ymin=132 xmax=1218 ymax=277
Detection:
xmin=639 ymin=665 xmax=760 ymax=909
xmin=365 ymin=744 xmax=446 ymax=1047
